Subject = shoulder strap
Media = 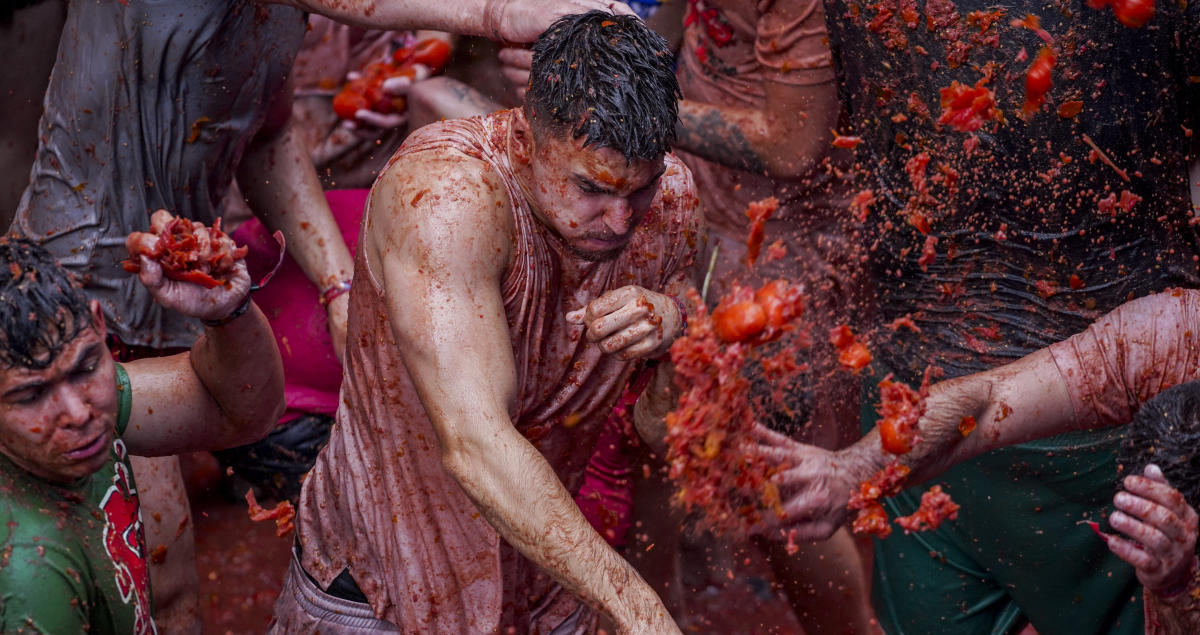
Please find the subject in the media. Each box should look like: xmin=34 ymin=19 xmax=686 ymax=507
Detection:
xmin=114 ymin=362 xmax=132 ymax=437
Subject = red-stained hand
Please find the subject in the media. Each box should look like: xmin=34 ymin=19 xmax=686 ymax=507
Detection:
xmin=750 ymin=424 xmax=862 ymax=540
xmin=1104 ymin=464 xmax=1199 ymax=594
xmin=135 ymin=256 xmax=252 ymax=323
xmin=567 ymin=285 xmax=683 ymax=360
xmin=497 ymin=47 xmax=532 ymax=101
xmin=488 ymin=0 xmax=637 ymax=43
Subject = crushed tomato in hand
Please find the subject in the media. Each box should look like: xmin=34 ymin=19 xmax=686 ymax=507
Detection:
xmin=123 ymin=209 xmax=247 ymax=289
xmin=245 ymin=490 xmax=295 ymax=538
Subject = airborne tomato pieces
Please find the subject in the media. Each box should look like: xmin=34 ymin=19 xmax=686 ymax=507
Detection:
xmin=245 ymin=489 xmax=296 ymax=538
xmin=829 ymin=325 xmax=872 ymax=370
xmin=848 ymin=461 xmax=911 ymax=539
xmin=1021 ymin=47 xmax=1056 ymax=116
xmin=744 ymin=197 xmax=779 ymax=267
xmin=894 ymin=485 xmax=960 ymax=533
xmin=712 ymin=280 xmax=805 ymax=345
xmin=875 ymin=370 xmax=931 ymax=455
xmin=123 ymin=209 xmax=246 ymax=289
xmin=937 ymin=80 xmax=1002 ymax=132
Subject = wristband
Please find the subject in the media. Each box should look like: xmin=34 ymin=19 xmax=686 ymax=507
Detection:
xmin=201 ymin=295 xmax=251 ymax=328
xmin=319 ymin=279 xmax=352 ymax=307
xmin=1155 ymin=556 xmax=1199 ymax=599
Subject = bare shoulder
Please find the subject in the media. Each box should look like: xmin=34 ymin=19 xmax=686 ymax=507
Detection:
xmin=365 ymin=145 xmax=515 ymax=278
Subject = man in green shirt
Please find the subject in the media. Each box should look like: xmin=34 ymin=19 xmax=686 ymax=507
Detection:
xmin=0 ymin=237 xmax=284 ymax=633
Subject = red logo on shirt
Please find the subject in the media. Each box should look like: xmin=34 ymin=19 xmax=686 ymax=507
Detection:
xmin=100 ymin=439 xmax=156 ymax=634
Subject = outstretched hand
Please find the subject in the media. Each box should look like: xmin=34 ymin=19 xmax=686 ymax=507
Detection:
xmin=568 ymin=285 xmax=683 ymax=360
xmin=488 ymin=0 xmax=636 ymax=43
xmin=751 ymin=424 xmax=863 ymax=540
xmin=1103 ymin=464 xmax=1199 ymax=595
xmin=135 ymin=256 xmax=252 ymax=323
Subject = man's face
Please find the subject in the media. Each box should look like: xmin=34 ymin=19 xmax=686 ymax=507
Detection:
xmin=526 ymin=127 xmax=665 ymax=261
xmin=0 ymin=306 xmax=118 ymax=484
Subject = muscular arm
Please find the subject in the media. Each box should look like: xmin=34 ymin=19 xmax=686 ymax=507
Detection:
xmin=121 ymin=303 xmax=285 ymax=457
xmin=675 ymin=81 xmax=838 ymax=179
xmin=774 ymin=289 xmax=1200 ymax=538
xmin=261 ymin=0 xmax=634 ymax=43
xmin=673 ymin=0 xmax=840 ymax=179
xmin=237 ymin=79 xmax=355 ymax=359
xmin=366 ymin=153 xmax=675 ymax=632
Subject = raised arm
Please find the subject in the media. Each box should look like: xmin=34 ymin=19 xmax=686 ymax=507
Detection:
xmin=673 ymin=0 xmax=840 ymax=179
xmin=763 ymin=288 xmax=1200 ymax=539
xmin=120 ymin=258 xmax=285 ymax=457
xmin=261 ymin=0 xmax=634 ymax=43
xmin=365 ymin=153 xmax=677 ymax=633
xmin=237 ymin=78 xmax=355 ymax=360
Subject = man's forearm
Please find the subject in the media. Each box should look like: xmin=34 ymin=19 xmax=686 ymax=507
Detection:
xmin=238 ymin=120 xmax=354 ymax=294
xmin=267 ymin=0 xmax=491 ymax=38
xmin=190 ymin=304 xmax=285 ymax=445
xmin=444 ymin=426 xmax=672 ymax=629
xmin=844 ymin=348 xmax=1077 ymax=489
xmin=675 ymin=101 xmax=769 ymax=174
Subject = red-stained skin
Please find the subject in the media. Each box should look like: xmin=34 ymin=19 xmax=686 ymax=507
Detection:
xmin=0 ymin=304 xmax=118 ymax=484
xmin=516 ymin=123 xmax=666 ymax=261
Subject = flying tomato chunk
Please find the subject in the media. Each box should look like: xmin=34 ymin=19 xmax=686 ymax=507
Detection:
xmin=713 ymin=301 xmax=768 ymax=343
xmin=1022 ymin=47 xmax=1056 ymax=116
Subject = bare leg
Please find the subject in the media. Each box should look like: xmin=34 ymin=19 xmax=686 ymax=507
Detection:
xmin=131 ymin=455 xmax=201 ymax=634
xmin=0 ymin=0 xmax=65 ymax=228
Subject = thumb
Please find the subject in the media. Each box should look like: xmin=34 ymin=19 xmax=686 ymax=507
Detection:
xmin=137 ymin=256 xmax=164 ymax=290
xmin=566 ymin=308 xmax=586 ymax=324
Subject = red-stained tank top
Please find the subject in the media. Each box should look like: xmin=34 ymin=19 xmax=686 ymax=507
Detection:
xmin=296 ymin=110 xmax=699 ymax=633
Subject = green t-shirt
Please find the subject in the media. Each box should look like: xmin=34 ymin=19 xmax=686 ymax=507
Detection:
xmin=0 ymin=363 xmax=156 ymax=634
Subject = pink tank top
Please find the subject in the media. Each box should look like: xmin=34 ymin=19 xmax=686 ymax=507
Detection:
xmin=296 ymin=110 xmax=700 ymax=632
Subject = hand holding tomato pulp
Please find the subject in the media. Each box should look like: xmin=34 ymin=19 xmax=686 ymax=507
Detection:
xmin=123 ymin=209 xmax=247 ymax=289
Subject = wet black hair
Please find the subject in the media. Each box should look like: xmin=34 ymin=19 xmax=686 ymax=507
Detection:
xmin=525 ymin=10 xmax=680 ymax=161
xmin=1117 ymin=380 xmax=1200 ymax=520
xmin=0 ymin=238 xmax=94 ymax=369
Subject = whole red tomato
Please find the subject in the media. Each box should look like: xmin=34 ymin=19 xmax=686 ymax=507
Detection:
xmin=714 ymin=301 xmax=768 ymax=343
xmin=755 ymin=280 xmax=799 ymax=329
xmin=332 ymin=88 xmax=369 ymax=120
xmin=878 ymin=417 xmax=913 ymax=454
xmin=410 ymin=38 xmax=453 ymax=72
xmin=1113 ymin=0 xmax=1154 ymax=26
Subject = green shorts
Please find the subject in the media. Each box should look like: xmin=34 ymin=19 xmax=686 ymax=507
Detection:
xmin=861 ymin=372 xmax=1143 ymax=635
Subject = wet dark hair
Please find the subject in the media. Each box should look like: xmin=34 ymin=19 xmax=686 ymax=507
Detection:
xmin=1117 ymin=380 xmax=1200 ymax=521
xmin=0 ymin=238 xmax=94 ymax=369
xmin=525 ymin=11 xmax=680 ymax=161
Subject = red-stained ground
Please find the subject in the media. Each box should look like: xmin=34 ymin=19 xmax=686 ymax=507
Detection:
xmin=184 ymin=454 xmax=291 ymax=635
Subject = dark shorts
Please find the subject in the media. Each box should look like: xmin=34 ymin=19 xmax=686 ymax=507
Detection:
xmin=862 ymin=366 xmax=1143 ymax=635
xmin=213 ymin=413 xmax=334 ymax=505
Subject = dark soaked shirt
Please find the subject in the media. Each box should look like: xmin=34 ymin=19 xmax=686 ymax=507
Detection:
xmin=13 ymin=0 xmax=304 ymax=349
xmin=825 ymin=0 xmax=1200 ymax=384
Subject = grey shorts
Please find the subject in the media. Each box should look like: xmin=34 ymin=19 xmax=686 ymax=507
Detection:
xmin=268 ymin=549 xmax=400 ymax=634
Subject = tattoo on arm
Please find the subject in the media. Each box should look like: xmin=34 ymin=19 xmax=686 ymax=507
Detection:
xmin=675 ymin=106 xmax=767 ymax=174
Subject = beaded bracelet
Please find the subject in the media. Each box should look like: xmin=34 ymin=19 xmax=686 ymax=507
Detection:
xmin=319 ymin=279 xmax=352 ymax=307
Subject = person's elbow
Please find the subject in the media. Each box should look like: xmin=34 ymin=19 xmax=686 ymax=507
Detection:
xmin=215 ymin=353 xmax=286 ymax=448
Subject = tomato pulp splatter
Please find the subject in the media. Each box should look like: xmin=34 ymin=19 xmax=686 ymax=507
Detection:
xmin=123 ymin=209 xmax=247 ymax=289
xmin=244 ymin=490 xmax=295 ymax=538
